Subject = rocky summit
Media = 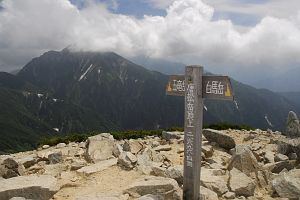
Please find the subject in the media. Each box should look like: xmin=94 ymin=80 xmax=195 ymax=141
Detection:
xmin=0 ymin=129 xmax=300 ymax=200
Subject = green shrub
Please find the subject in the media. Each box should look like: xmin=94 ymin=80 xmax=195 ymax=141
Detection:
xmin=38 ymin=122 xmax=254 ymax=147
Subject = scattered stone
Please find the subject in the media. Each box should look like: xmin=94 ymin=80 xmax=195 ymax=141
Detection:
xmin=85 ymin=133 xmax=115 ymax=163
xmin=229 ymin=168 xmax=256 ymax=197
xmin=77 ymin=158 xmax=117 ymax=175
xmin=264 ymin=151 xmax=275 ymax=163
xmin=124 ymin=176 xmax=181 ymax=200
xmin=263 ymin=160 xmax=296 ymax=173
xmin=162 ymin=131 xmax=182 ymax=141
xmin=202 ymin=145 xmax=214 ymax=158
xmin=288 ymin=152 xmax=298 ymax=160
xmin=223 ymin=191 xmax=235 ymax=199
xmin=0 ymin=157 xmax=25 ymax=179
xmin=153 ymin=145 xmax=172 ymax=152
xmin=227 ymin=145 xmax=259 ymax=176
xmin=203 ymin=129 xmax=236 ymax=150
xmin=75 ymin=193 xmax=121 ymax=200
xmin=123 ymin=140 xmax=144 ymax=155
xmin=164 ymin=165 xmax=183 ymax=185
xmin=136 ymin=194 xmax=163 ymax=200
xmin=274 ymin=153 xmax=289 ymax=162
xmin=286 ymin=111 xmax=300 ymax=138
xmin=243 ymin=134 xmax=255 ymax=142
xmin=56 ymin=143 xmax=66 ymax=148
xmin=42 ymin=145 xmax=50 ymax=149
xmin=277 ymin=138 xmax=300 ymax=161
xmin=177 ymin=147 xmax=184 ymax=154
xmin=70 ymin=160 xmax=86 ymax=171
xmin=0 ymin=175 xmax=58 ymax=200
xmin=17 ymin=155 xmax=37 ymax=168
xmin=112 ymin=144 xmax=123 ymax=158
xmin=48 ymin=151 xmax=63 ymax=164
xmin=272 ymin=169 xmax=300 ymax=198
xmin=200 ymin=168 xmax=229 ymax=196
xmin=151 ymin=141 xmax=160 ymax=148
xmin=199 ymin=186 xmax=218 ymax=200
xmin=118 ymin=152 xmax=137 ymax=169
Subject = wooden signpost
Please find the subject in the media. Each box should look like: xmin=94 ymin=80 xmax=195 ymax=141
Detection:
xmin=166 ymin=66 xmax=234 ymax=200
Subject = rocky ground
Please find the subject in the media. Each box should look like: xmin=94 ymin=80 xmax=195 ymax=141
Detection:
xmin=1 ymin=128 xmax=300 ymax=200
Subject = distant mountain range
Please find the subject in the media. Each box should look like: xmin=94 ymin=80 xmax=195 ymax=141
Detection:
xmin=0 ymin=49 xmax=299 ymax=153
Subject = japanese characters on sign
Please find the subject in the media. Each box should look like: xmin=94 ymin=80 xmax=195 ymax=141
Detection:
xmin=185 ymin=131 xmax=194 ymax=167
xmin=202 ymin=76 xmax=233 ymax=100
xmin=166 ymin=75 xmax=185 ymax=96
xmin=166 ymin=75 xmax=233 ymax=100
xmin=186 ymin=83 xmax=195 ymax=127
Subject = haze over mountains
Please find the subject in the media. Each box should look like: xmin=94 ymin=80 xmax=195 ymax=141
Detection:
xmin=0 ymin=49 xmax=299 ymax=153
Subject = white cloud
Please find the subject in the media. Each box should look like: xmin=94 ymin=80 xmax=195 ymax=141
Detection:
xmin=0 ymin=0 xmax=300 ymax=79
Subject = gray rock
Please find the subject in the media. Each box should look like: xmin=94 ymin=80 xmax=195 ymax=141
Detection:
xmin=17 ymin=155 xmax=37 ymax=168
xmin=70 ymin=160 xmax=86 ymax=171
xmin=0 ymin=175 xmax=58 ymax=200
xmin=229 ymin=168 xmax=256 ymax=197
xmin=85 ymin=133 xmax=115 ymax=163
xmin=264 ymin=151 xmax=275 ymax=163
xmin=223 ymin=191 xmax=235 ymax=199
xmin=199 ymin=186 xmax=218 ymax=200
xmin=263 ymin=160 xmax=296 ymax=174
xmin=42 ymin=145 xmax=50 ymax=149
xmin=136 ymin=194 xmax=163 ymax=200
xmin=286 ymin=111 xmax=300 ymax=138
xmin=118 ymin=152 xmax=137 ymax=169
xmin=0 ymin=157 xmax=25 ymax=179
xmin=75 ymin=193 xmax=121 ymax=200
xmin=227 ymin=145 xmax=259 ymax=176
xmin=200 ymin=168 xmax=229 ymax=196
xmin=123 ymin=140 xmax=144 ymax=155
xmin=112 ymin=144 xmax=123 ymax=158
xmin=9 ymin=198 xmax=31 ymax=200
xmin=124 ymin=176 xmax=181 ymax=200
xmin=77 ymin=158 xmax=117 ymax=175
xmin=48 ymin=151 xmax=63 ymax=164
xmin=202 ymin=145 xmax=214 ymax=158
xmin=274 ymin=153 xmax=289 ymax=162
xmin=164 ymin=165 xmax=183 ymax=185
xmin=56 ymin=143 xmax=66 ymax=148
xmin=162 ymin=131 xmax=182 ymax=141
xmin=203 ymin=129 xmax=236 ymax=150
xmin=153 ymin=145 xmax=172 ymax=152
xmin=277 ymin=138 xmax=300 ymax=162
xmin=272 ymin=169 xmax=300 ymax=198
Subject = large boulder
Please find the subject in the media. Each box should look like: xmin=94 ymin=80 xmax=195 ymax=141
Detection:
xmin=118 ymin=152 xmax=137 ymax=169
xmin=85 ymin=133 xmax=115 ymax=163
xmin=162 ymin=131 xmax=183 ymax=141
xmin=124 ymin=176 xmax=181 ymax=200
xmin=123 ymin=140 xmax=144 ymax=155
xmin=0 ymin=157 xmax=25 ymax=179
xmin=202 ymin=129 xmax=235 ymax=150
xmin=199 ymin=186 xmax=218 ymax=200
xmin=229 ymin=168 xmax=256 ymax=197
xmin=277 ymin=138 xmax=300 ymax=162
xmin=286 ymin=111 xmax=300 ymax=138
xmin=227 ymin=145 xmax=259 ymax=176
xmin=272 ymin=169 xmax=300 ymax=198
xmin=0 ymin=175 xmax=58 ymax=200
xmin=200 ymin=168 xmax=228 ymax=196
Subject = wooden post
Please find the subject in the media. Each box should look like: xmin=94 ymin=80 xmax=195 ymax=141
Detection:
xmin=183 ymin=66 xmax=203 ymax=200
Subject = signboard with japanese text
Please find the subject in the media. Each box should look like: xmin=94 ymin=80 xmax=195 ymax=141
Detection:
xmin=165 ymin=66 xmax=234 ymax=200
xmin=166 ymin=75 xmax=234 ymax=100
xmin=202 ymin=76 xmax=233 ymax=100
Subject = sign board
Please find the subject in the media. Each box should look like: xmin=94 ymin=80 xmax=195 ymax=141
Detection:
xmin=166 ymin=75 xmax=234 ymax=100
xmin=166 ymin=67 xmax=234 ymax=200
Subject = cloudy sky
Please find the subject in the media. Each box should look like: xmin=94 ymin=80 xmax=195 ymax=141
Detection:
xmin=0 ymin=0 xmax=300 ymax=84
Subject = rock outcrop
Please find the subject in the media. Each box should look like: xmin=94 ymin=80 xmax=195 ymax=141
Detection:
xmin=286 ymin=111 xmax=300 ymax=138
xmin=1 ymin=128 xmax=300 ymax=200
xmin=202 ymin=129 xmax=236 ymax=150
